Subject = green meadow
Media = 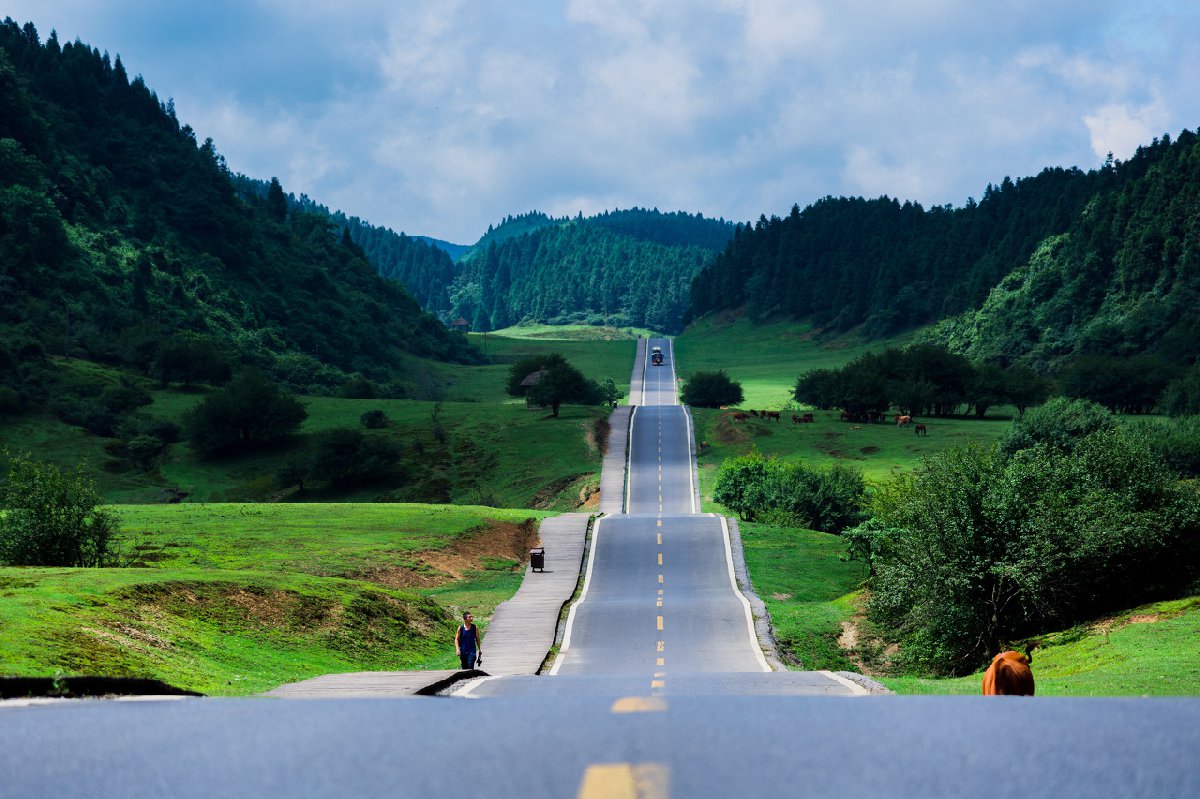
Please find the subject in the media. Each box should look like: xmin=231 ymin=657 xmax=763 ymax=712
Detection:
xmin=0 ymin=503 xmax=550 ymax=695
xmin=740 ymin=523 xmax=1200 ymax=695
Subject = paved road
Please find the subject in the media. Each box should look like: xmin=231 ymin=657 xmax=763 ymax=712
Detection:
xmin=3 ymin=695 xmax=1197 ymax=798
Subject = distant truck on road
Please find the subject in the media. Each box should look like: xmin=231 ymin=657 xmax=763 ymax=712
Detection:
xmin=651 ymin=346 xmax=664 ymax=366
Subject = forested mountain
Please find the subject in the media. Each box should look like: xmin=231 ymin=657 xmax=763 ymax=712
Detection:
xmin=930 ymin=131 xmax=1200 ymax=370
xmin=450 ymin=208 xmax=733 ymax=331
xmin=687 ymin=130 xmax=1200 ymax=371
xmin=0 ymin=20 xmax=477 ymax=391
xmin=232 ymin=174 xmax=460 ymax=317
xmin=413 ymin=236 xmax=470 ymax=262
xmin=688 ymin=168 xmax=1107 ymax=335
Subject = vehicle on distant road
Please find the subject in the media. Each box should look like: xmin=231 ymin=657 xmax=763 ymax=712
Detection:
xmin=651 ymin=346 xmax=664 ymax=366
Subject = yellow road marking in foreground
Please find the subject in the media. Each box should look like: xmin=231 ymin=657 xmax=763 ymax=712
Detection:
xmin=657 ymin=657 xmax=665 ymax=666
xmin=650 ymin=680 xmax=665 ymax=689
xmin=657 ymin=615 xmax=664 ymax=631
xmin=657 ymin=553 xmax=663 ymax=565
xmin=657 ymin=533 xmax=662 ymax=544
xmin=657 ymin=640 xmax=664 ymax=651
xmin=577 ymin=763 xmax=668 ymax=799
xmin=611 ymin=696 xmax=667 ymax=713
xmin=656 ymin=519 xmax=662 ymax=527
xmin=656 ymin=598 xmax=662 ymax=607
xmin=658 ymin=574 xmax=663 ymax=583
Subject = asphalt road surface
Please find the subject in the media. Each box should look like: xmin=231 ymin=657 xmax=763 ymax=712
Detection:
xmin=3 ymin=336 xmax=1198 ymax=798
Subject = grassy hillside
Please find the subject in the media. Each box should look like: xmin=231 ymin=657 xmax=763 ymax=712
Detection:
xmin=739 ymin=523 xmax=1200 ymax=695
xmin=1 ymin=332 xmax=636 ymax=508
xmin=0 ymin=503 xmax=549 ymax=695
xmin=674 ymin=315 xmax=915 ymax=409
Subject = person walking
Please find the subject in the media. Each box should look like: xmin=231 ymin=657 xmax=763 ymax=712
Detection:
xmin=455 ymin=611 xmax=481 ymax=670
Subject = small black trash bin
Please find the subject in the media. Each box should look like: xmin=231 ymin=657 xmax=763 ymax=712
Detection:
xmin=529 ymin=547 xmax=545 ymax=573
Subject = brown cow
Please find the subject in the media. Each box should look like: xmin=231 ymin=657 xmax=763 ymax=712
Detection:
xmin=801 ymin=413 xmax=814 ymax=423
xmin=914 ymin=423 xmax=927 ymax=436
xmin=982 ymin=650 xmax=1035 ymax=696
xmin=749 ymin=409 xmax=760 ymax=417
xmin=732 ymin=412 xmax=749 ymax=422
xmin=895 ymin=414 xmax=912 ymax=428
xmin=791 ymin=414 xmax=802 ymax=424
xmin=839 ymin=411 xmax=852 ymax=421
xmin=766 ymin=411 xmax=781 ymax=422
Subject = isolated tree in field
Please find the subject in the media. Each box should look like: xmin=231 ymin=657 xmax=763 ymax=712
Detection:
xmin=681 ymin=370 xmax=743 ymax=408
xmin=506 ymin=353 xmax=599 ymax=417
xmin=1002 ymin=364 xmax=1051 ymax=418
xmin=0 ymin=451 xmax=120 ymax=567
xmin=183 ymin=368 xmax=307 ymax=454
xmin=307 ymin=427 xmax=402 ymax=487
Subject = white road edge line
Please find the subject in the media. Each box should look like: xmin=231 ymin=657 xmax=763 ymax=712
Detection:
xmin=639 ymin=338 xmax=648 ymax=406
xmin=719 ymin=515 xmax=772 ymax=672
xmin=548 ymin=517 xmax=604 ymax=675
xmin=683 ymin=405 xmax=698 ymax=514
xmin=818 ymin=670 xmax=869 ymax=696
xmin=453 ymin=675 xmax=502 ymax=697
xmin=667 ymin=337 xmax=679 ymax=406
xmin=624 ymin=406 xmax=638 ymax=514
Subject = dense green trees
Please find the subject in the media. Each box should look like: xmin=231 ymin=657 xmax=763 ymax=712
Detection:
xmin=713 ymin=452 xmax=865 ymax=533
xmin=680 ymin=370 xmax=744 ymax=408
xmin=794 ymin=343 xmax=1048 ymax=418
xmin=182 ymin=369 xmax=307 ymax=454
xmin=0 ymin=19 xmax=479 ymax=420
xmin=0 ymin=451 xmax=121 ymax=566
xmin=448 ymin=210 xmax=732 ymax=332
xmin=858 ymin=430 xmax=1200 ymax=674
xmin=505 ymin=353 xmax=602 ymax=417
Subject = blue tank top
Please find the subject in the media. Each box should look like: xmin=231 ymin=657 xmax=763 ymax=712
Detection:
xmin=459 ymin=624 xmax=477 ymax=652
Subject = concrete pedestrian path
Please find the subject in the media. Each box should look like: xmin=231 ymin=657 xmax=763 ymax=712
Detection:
xmin=598 ymin=406 xmax=631 ymax=515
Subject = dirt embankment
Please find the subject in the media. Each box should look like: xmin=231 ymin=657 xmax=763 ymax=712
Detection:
xmin=354 ymin=518 xmax=540 ymax=590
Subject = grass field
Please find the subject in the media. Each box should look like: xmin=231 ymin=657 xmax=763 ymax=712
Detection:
xmin=738 ymin=523 xmax=1200 ymax=695
xmin=0 ymin=503 xmax=551 ymax=695
xmin=482 ymin=323 xmax=660 ymax=341
xmin=674 ymin=315 xmax=915 ymax=409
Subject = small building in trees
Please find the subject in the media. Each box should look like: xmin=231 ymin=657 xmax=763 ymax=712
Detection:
xmin=520 ymin=369 xmax=547 ymax=408
xmin=449 ymin=317 xmax=471 ymax=332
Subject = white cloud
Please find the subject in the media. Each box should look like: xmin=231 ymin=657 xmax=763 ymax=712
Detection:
xmin=1083 ymin=95 xmax=1171 ymax=160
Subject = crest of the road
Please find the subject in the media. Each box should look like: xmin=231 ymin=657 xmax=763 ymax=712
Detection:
xmin=2 ymin=339 xmax=1197 ymax=799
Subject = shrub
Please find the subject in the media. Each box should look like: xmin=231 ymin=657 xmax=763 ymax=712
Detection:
xmin=307 ymin=427 xmax=402 ymax=487
xmin=360 ymin=409 xmax=390 ymax=429
xmin=1160 ymin=364 xmax=1200 ymax=417
xmin=0 ymin=452 xmax=121 ymax=567
xmin=182 ymin=368 xmax=307 ymax=455
xmin=997 ymin=396 xmax=1116 ymax=457
xmin=1132 ymin=416 xmax=1200 ymax=478
xmin=341 ymin=375 xmax=380 ymax=399
xmin=713 ymin=451 xmax=865 ymax=533
xmin=0 ymin=386 xmax=21 ymax=414
xmin=681 ymin=370 xmax=744 ymax=408
xmin=863 ymin=434 xmax=1200 ymax=674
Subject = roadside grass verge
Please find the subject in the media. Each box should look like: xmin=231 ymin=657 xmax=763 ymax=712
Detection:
xmin=0 ymin=503 xmax=549 ymax=695
xmin=739 ymin=523 xmax=867 ymax=671
xmin=882 ymin=597 xmax=1200 ymax=696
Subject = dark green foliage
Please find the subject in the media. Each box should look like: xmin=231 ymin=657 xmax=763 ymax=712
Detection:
xmin=340 ymin=375 xmax=380 ymax=399
xmin=0 ymin=451 xmax=120 ymax=566
xmin=795 ymin=343 xmax=1022 ymax=418
xmin=1058 ymin=354 xmax=1179 ymax=413
xmin=1160 ymin=363 xmax=1200 ymax=417
xmin=0 ymin=20 xmax=479 ymax=409
xmin=713 ymin=451 xmax=865 ymax=533
xmin=863 ymin=434 xmax=1200 ymax=673
xmin=506 ymin=352 xmax=601 ymax=416
xmin=929 ymin=131 xmax=1200 ymax=370
xmin=681 ymin=370 xmax=744 ymax=408
xmin=360 ymin=409 xmax=389 ymax=429
xmin=265 ymin=177 xmax=287 ymax=223
xmin=997 ymin=397 xmax=1116 ymax=457
xmin=0 ymin=385 xmax=20 ymax=414
xmin=448 ymin=209 xmax=732 ymax=332
xmin=306 ymin=427 xmax=402 ymax=487
xmin=150 ymin=334 xmax=232 ymax=388
xmin=1132 ymin=416 xmax=1200 ymax=478
xmin=182 ymin=369 xmax=307 ymax=455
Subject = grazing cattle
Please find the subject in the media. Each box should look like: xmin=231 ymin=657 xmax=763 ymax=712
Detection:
xmin=839 ymin=411 xmax=852 ymax=421
xmin=792 ymin=414 xmax=802 ymax=424
xmin=982 ymin=650 xmax=1035 ymax=696
xmin=914 ymin=423 xmax=927 ymax=436
xmin=801 ymin=413 xmax=814 ymax=423
xmin=895 ymin=415 xmax=912 ymax=428
xmin=732 ymin=412 xmax=749 ymax=422
xmin=749 ymin=409 xmax=760 ymax=417
xmin=766 ymin=411 xmax=781 ymax=422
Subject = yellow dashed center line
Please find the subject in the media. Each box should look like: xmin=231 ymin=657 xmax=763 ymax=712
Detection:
xmin=657 ymin=640 xmax=664 ymax=652
xmin=656 ymin=533 xmax=662 ymax=545
xmin=577 ymin=763 xmax=668 ymax=799
xmin=611 ymin=697 xmax=667 ymax=714
xmin=656 ymin=657 xmax=665 ymax=667
xmin=657 ymin=553 xmax=663 ymax=565
xmin=658 ymin=574 xmax=663 ymax=583
xmin=656 ymin=615 xmax=664 ymax=631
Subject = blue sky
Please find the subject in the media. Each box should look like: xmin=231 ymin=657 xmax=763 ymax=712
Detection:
xmin=8 ymin=1 xmax=1200 ymax=243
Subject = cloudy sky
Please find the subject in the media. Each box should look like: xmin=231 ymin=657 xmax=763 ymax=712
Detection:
xmin=8 ymin=1 xmax=1200 ymax=243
